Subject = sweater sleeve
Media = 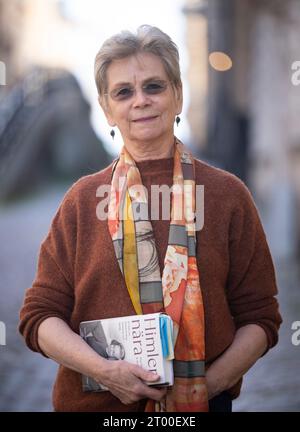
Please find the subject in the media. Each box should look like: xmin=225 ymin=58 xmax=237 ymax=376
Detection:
xmin=226 ymin=179 xmax=282 ymax=352
xmin=19 ymin=189 xmax=77 ymax=357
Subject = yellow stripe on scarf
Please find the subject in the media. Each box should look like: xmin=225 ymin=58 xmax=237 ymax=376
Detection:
xmin=123 ymin=191 xmax=143 ymax=315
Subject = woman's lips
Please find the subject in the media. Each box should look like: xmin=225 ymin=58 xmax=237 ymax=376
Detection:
xmin=132 ymin=115 xmax=158 ymax=122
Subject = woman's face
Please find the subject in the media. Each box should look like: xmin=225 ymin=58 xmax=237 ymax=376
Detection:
xmin=100 ymin=52 xmax=182 ymax=145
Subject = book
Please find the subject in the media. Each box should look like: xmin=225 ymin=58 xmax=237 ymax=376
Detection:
xmin=79 ymin=312 xmax=174 ymax=392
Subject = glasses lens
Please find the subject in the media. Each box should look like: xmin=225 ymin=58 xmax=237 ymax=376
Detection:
xmin=144 ymin=81 xmax=167 ymax=94
xmin=111 ymin=87 xmax=134 ymax=101
xmin=109 ymin=80 xmax=168 ymax=101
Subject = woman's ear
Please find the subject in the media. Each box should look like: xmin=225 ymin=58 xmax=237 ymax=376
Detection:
xmin=174 ymin=85 xmax=183 ymax=114
xmin=98 ymin=95 xmax=116 ymax=127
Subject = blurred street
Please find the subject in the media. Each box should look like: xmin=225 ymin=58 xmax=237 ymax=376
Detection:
xmin=233 ymin=258 xmax=300 ymax=412
xmin=0 ymin=185 xmax=299 ymax=412
xmin=0 ymin=186 xmax=63 ymax=411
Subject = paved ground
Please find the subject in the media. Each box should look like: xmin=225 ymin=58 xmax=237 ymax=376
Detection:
xmin=0 ymin=185 xmax=299 ymax=411
xmin=233 ymin=258 xmax=300 ymax=412
xmin=0 ymin=186 xmax=64 ymax=411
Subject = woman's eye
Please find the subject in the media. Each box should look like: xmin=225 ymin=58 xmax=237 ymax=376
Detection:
xmin=110 ymin=81 xmax=167 ymax=100
xmin=145 ymin=83 xmax=166 ymax=93
xmin=115 ymin=88 xmax=133 ymax=99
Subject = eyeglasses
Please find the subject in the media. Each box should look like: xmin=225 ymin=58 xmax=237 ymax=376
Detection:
xmin=104 ymin=79 xmax=168 ymax=102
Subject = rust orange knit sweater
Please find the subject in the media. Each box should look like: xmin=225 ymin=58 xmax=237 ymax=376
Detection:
xmin=19 ymin=157 xmax=282 ymax=412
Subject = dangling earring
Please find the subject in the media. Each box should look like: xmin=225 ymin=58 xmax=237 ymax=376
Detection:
xmin=175 ymin=115 xmax=181 ymax=127
xmin=110 ymin=129 xmax=115 ymax=139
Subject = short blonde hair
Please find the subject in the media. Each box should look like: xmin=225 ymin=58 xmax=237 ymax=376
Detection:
xmin=94 ymin=25 xmax=182 ymax=97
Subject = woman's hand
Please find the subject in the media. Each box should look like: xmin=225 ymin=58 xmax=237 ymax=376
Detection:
xmin=205 ymin=369 xmax=224 ymax=400
xmin=205 ymin=324 xmax=269 ymax=400
xmin=37 ymin=318 xmax=166 ymax=405
xmin=95 ymin=359 xmax=167 ymax=405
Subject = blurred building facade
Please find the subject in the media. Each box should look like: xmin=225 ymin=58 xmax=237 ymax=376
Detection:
xmin=184 ymin=0 xmax=300 ymax=260
xmin=0 ymin=0 xmax=110 ymax=201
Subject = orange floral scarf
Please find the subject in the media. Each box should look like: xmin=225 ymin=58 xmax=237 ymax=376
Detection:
xmin=108 ymin=137 xmax=208 ymax=412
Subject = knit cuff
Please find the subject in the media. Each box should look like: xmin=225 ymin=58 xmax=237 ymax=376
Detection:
xmin=235 ymin=320 xmax=278 ymax=356
xmin=20 ymin=313 xmax=70 ymax=359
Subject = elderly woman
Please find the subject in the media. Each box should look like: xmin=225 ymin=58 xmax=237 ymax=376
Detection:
xmin=19 ymin=25 xmax=281 ymax=412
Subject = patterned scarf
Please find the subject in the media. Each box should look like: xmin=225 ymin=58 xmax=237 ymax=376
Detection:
xmin=108 ymin=137 xmax=208 ymax=412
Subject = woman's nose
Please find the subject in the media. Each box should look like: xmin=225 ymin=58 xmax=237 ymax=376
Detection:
xmin=132 ymin=88 xmax=150 ymax=107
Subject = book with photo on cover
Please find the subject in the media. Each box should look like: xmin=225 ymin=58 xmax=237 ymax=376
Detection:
xmin=79 ymin=312 xmax=174 ymax=392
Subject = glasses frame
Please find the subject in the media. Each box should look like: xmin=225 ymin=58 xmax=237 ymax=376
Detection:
xmin=103 ymin=79 xmax=170 ymax=102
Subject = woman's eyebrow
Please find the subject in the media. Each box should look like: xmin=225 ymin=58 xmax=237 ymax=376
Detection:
xmin=111 ymin=76 xmax=167 ymax=89
xmin=142 ymin=76 xmax=167 ymax=84
xmin=111 ymin=81 xmax=131 ymax=89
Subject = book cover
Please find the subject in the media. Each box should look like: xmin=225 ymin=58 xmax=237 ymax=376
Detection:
xmin=79 ymin=312 xmax=174 ymax=392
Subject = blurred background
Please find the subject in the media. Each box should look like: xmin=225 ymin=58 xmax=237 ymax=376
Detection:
xmin=0 ymin=0 xmax=299 ymax=412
